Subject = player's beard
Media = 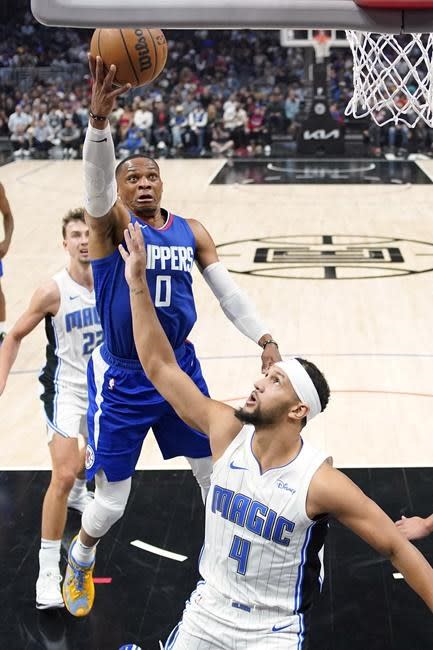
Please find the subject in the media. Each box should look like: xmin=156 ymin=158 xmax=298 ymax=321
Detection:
xmin=235 ymin=405 xmax=274 ymax=426
xmin=235 ymin=401 xmax=289 ymax=427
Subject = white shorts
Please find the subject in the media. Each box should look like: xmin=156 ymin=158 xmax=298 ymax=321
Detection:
xmin=164 ymin=582 xmax=304 ymax=649
xmin=43 ymin=383 xmax=88 ymax=443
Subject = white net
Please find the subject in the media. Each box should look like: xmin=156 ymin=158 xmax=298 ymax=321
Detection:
xmin=345 ymin=31 xmax=433 ymax=128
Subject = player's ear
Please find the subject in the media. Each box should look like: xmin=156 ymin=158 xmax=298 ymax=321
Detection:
xmin=288 ymin=402 xmax=308 ymax=423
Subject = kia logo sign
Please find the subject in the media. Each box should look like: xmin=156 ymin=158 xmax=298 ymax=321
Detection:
xmin=303 ymin=128 xmax=341 ymax=141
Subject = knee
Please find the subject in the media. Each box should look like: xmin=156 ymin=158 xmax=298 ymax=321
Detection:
xmin=82 ymin=496 xmax=126 ymax=538
xmin=82 ymin=476 xmax=131 ymax=538
xmin=51 ymin=468 xmax=77 ymax=495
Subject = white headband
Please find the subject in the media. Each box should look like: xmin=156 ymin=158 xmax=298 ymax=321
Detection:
xmin=275 ymin=358 xmax=322 ymax=421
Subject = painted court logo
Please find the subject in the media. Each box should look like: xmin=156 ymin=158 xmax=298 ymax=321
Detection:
xmin=216 ymin=235 xmax=433 ymax=280
xmin=85 ymin=444 xmax=95 ymax=470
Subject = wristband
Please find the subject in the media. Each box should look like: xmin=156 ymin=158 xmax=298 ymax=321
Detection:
xmin=89 ymin=109 xmax=108 ymax=122
xmin=261 ymin=339 xmax=278 ymax=349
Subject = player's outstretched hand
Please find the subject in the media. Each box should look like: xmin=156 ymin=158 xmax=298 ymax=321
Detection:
xmin=88 ymin=54 xmax=131 ymax=119
xmin=395 ymin=515 xmax=430 ymax=540
xmin=119 ymin=222 xmax=148 ymax=289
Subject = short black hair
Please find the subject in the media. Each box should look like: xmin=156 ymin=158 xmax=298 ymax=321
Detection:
xmin=62 ymin=207 xmax=85 ymax=238
xmin=295 ymin=357 xmax=330 ymax=427
xmin=115 ymin=154 xmax=160 ymax=178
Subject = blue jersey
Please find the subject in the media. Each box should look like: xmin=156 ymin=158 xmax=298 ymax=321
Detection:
xmin=91 ymin=210 xmax=197 ymax=360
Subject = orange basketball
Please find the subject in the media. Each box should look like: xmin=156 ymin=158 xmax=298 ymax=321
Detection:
xmin=90 ymin=27 xmax=168 ymax=88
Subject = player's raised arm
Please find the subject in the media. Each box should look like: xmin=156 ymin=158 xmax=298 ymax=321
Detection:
xmin=0 ymin=281 xmax=59 ymax=396
xmin=187 ymin=218 xmax=282 ymax=373
xmin=83 ymin=55 xmax=131 ymax=259
xmin=119 ymin=223 xmax=241 ymax=455
xmin=308 ymin=462 xmax=433 ymax=613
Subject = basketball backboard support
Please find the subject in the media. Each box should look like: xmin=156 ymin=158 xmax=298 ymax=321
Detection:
xmin=280 ymin=29 xmax=349 ymax=49
xmin=30 ymin=0 xmax=433 ymax=32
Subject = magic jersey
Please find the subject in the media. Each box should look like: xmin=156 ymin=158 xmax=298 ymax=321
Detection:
xmin=91 ymin=210 xmax=196 ymax=360
xmin=200 ymin=425 xmax=331 ymax=618
xmin=39 ymin=269 xmax=102 ymax=394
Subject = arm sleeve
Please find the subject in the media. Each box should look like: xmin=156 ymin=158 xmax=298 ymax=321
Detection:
xmin=202 ymin=261 xmax=269 ymax=344
xmin=83 ymin=123 xmax=117 ymax=218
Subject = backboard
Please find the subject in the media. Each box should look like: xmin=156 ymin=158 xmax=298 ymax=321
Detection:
xmin=30 ymin=0 xmax=433 ymax=32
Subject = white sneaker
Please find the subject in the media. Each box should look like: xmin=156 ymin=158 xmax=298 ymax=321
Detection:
xmin=67 ymin=490 xmax=94 ymax=514
xmin=36 ymin=571 xmax=64 ymax=610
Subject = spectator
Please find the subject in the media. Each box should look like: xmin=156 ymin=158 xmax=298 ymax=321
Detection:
xmin=8 ymin=104 xmax=32 ymax=138
xmin=169 ymin=104 xmax=188 ymax=152
xmin=265 ymin=88 xmax=286 ymax=136
xmin=133 ymin=100 xmax=153 ymax=143
xmin=284 ymin=87 xmax=301 ymax=125
xmin=117 ymin=125 xmax=147 ymax=158
xmin=10 ymin=123 xmax=30 ymax=157
xmin=209 ymin=120 xmax=234 ymax=156
xmin=188 ymin=104 xmax=208 ymax=154
xmin=59 ymin=118 xmax=81 ymax=158
xmin=117 ymin=103 xmax=134 ymax=142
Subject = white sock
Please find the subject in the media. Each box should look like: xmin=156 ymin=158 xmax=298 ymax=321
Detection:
xmin=72 ymin=534 xmax=97 ymax=565
xmin=39 ymin=539 xmax=61 ymax=574
xmin=0 ymin=321 xmax=6 ymax=334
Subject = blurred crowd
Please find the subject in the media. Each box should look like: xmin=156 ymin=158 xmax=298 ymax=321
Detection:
xmin=1 ymin=5 xmax=433 ymax=159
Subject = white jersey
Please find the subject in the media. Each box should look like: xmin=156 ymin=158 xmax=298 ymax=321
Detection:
xmin=200 ymin=425 xmax=331 ymax=620
xmin=39 ymin=269 xmax=102 ymax=394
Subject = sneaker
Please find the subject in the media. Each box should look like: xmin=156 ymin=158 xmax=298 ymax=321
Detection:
xmin=62 ymin=536 xmax=95 ymax=617
xmin=0 ymin=332 xmax=6 ymax=346
xmin=36 ymin=570 xmax=64 ymax=610
xmin=67 ymin=490 xmax=94 ymax=514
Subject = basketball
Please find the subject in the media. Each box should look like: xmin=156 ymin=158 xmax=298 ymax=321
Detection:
xmin=90 ymin=28 xmax=168 ymax=88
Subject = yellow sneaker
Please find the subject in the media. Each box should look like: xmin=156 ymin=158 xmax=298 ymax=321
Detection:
xmin=62 ymin=536 xmax=95 ymax=617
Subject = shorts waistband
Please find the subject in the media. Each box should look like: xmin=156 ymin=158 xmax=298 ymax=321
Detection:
xmin=99 ymin=342 xmax=187 ymax=370
xmin=204 ymin=583 xmax=294 ymax=618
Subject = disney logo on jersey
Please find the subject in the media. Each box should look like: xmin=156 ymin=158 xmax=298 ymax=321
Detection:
xmin=276 ymin=481 xmax=296 ymax=494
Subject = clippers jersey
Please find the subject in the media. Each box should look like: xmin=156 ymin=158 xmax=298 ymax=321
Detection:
xmin=39 ymin=269 xmax=102 ymax=395
xmin=91 ymin=210 xmax=196 ymax=360
xmin=200 ymin=425 xmax=330 ymax=618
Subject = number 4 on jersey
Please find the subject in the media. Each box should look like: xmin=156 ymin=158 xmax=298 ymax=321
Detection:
xmin=229 ymin=535 xmax=251 ymax=575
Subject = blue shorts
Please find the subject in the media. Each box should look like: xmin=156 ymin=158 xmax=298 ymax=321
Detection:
xmin=0 ymin=259 xmax=3 ymax=277
xmin=86 ymin=341 xmax=211 ymax=481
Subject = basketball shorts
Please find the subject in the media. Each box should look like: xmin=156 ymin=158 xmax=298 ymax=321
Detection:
xmin=0 ymin=259 xmax=3 ymax=277
xmin=164 ymin=582 xmax=305 ymax=650
xmin=86 ymin=341 xmax=212 ymax=482
xmin=40 ymin=381 xmax=89 ymax=442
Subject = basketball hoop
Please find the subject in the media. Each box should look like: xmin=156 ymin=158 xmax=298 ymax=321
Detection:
xmin=345 ymin=31 xmax=433 ymax=128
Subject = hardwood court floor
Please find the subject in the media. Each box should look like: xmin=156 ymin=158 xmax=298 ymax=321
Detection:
xmin=1 ymin=157 xmax=433 ymax=649
xmin=2 ymin=157 xmax=433 ymax=470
